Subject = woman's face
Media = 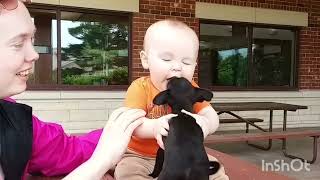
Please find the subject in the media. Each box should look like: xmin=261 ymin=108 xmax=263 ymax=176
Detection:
xmin=0 ymin=1 xmax=38 ymax=98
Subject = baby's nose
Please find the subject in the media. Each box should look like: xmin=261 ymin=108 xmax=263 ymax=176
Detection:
xmin=171 ymin=62 xmax=182 ymax=71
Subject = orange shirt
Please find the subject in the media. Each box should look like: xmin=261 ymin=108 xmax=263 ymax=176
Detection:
xmin=125 ymin=76 xmax=210 ymax=157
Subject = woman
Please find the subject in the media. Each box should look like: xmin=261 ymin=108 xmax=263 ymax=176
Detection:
xmin=0 ymin=1 xmax=144 ymax=179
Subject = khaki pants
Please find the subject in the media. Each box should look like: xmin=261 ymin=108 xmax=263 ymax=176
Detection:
xmin=114 ymin=150 xmax=229 ymax=180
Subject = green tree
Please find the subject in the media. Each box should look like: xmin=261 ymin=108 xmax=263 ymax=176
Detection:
xmin=217 ymin=51 xmax=247 ymax=86
xmin=61 ymin=21 xmax=129 ymax=85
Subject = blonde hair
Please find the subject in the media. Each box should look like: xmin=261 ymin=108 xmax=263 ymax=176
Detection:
xmin=143 ymin=19 xmax=198 ymax=51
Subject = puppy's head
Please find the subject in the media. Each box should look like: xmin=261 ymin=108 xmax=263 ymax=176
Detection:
xmin=153 ymin=77 xmax=213 ymax=114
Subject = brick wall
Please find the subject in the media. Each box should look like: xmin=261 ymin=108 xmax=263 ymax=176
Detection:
xmin=131 ymin=0 xmax=320 ymax=89
xmin=132 ymin=0 xmax=199 ymax=82
xmin=299 ymin=1 xmax=320 ymax=89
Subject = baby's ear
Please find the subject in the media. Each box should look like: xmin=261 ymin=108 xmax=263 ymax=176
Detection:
xmin=140 ymin=50 xmax=149 ymax=70
xmin=153 ymin=90 xmax=169 ymax=105
xmin=193 ymin=88 xmax=213 ymax=103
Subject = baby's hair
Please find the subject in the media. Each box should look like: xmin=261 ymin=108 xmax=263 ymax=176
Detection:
xmin=161 ymin=19 xmax=189 ymax=28
xmin=143 ymin=19 xmax=197 ymax=51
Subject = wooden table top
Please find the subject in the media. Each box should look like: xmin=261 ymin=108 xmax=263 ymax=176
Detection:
xmin=212 ymin=102 xmax=307 ymax=112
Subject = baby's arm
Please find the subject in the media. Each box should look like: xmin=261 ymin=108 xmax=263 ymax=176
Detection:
xmin=182 ymin=106 xmax=219 ymax=138
xmin=125 ymin=78 xmax=176 ymax=148
xmin=198 ymin=106 xmax=219 ymax=135
xmin=132 ymin=114 xmax=177 ymax=149
xmin=132 ymin=116 xmax=156 ymax=138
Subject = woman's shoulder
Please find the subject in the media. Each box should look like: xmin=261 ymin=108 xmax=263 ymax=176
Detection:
xmin=3 ymin=97 xmax=16 ymax=103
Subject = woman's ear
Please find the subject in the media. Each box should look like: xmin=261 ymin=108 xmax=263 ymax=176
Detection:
xmin=140 ymin=50 xmax=149 ymax=70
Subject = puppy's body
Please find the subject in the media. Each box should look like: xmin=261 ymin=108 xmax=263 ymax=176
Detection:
xmin=149 ymin=77 xmax=220 ymax=180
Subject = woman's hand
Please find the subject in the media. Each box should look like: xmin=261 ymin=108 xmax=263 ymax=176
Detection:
xmin=92 ymin=107 xmax=146 ymax=168
xmin=63 ymin=107 xmax=145 ymax=180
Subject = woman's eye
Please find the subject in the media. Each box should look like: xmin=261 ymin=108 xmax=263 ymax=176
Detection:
xmin=13 ymin=43 xmax=24 ymax=49
xmin=162 ymin=59 xmax=171 ymax=61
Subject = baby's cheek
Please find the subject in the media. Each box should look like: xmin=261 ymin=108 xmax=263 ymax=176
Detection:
xmin=183 ymin=68 xmax=196 ymax=81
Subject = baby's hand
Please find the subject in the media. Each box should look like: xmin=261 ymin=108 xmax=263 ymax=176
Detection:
xmin=153 ymin=114 xmax=177 ymax=149
xmin=181 ymin=109 xmax=210 ymax=138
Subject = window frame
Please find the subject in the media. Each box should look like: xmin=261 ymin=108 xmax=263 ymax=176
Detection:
xmin=199 ymin=19 xmax=299 ymax=91
xmin=26 ymin=3 xmax=132 ymax=91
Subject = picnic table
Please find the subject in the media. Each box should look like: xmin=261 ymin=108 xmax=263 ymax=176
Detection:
xmin=207 ymin=102 xmax=319 ymax=164
xmin=212 ymin=102 xmax=308 ymax=150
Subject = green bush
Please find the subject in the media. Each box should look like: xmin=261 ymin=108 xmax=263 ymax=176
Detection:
xmin=108 ymin=67 xmax=128 ymax=85
xmin=62 ymin=67 xmax=128 ymax=85
xmin=63 ymin=75 xmax=108 ymax=85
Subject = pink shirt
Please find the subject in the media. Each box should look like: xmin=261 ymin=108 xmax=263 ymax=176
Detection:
xmin=0 ymin=165 xmax=4 ymax=180
xmin=26 ymin=116 xmax=102 ymax=176
xmin=3 ymin=98 xmax=102 ymax=179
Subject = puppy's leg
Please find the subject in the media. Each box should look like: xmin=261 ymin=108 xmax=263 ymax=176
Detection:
xmin=149 ymin=148 xmax=164 ymax=178
xmin=208 ymin=154 xmax=229 ymax=180
xmin=208 ymin=161 xmax=220 ymax=175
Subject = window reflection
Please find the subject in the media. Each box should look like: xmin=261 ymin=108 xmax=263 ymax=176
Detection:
xmin=28 ymin=9 xmax=57 ymax=85
xmin=199 ymin=22 xmax=296 ymax=89
xmin=60 ymin=12 xmax=129 ymax=86
xmin=253 ymin=28 xmax=294 ymax=86
xmin=199 ymin=24 xmax=248 ymax=87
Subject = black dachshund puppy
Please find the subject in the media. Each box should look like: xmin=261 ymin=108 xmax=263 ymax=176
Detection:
xmin=149 ymin=77 xmax=220 ymax=180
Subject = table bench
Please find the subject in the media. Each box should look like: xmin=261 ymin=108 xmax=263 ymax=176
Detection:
xmin=220 ymin=118 xmax=264 ymax=133
xmin=205 ymin=130 xmax=320 ymax=164
xmin=212 ymin=102 xmax=311 ymax=158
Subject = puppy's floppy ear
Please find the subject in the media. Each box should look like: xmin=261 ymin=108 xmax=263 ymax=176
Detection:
xmin=193 ymin=88 xmax=213 ymax=103
xmin=153 ymin=90 xmax=170 ymax=105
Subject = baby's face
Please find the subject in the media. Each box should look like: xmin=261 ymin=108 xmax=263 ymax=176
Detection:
xmin=143 ymin=25 xmax=198 ymax=91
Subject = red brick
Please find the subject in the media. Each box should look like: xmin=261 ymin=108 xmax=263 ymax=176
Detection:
xmin=132 ymin=0 xmax=320 ymax=89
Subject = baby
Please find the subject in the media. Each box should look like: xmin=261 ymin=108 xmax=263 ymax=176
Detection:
xmin=114 ymin=19 xmax=229 ymax=180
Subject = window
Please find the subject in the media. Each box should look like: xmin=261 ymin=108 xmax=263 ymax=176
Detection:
xmin=28 ymin=9 xmax=57 ymax=85
xmin=199 ymin=22 xmax=297 ymax=90
xmin=252 ymin=28 xmax=294 ymax=87
xmin=28 ymin=6 xmax=130 ymax=90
